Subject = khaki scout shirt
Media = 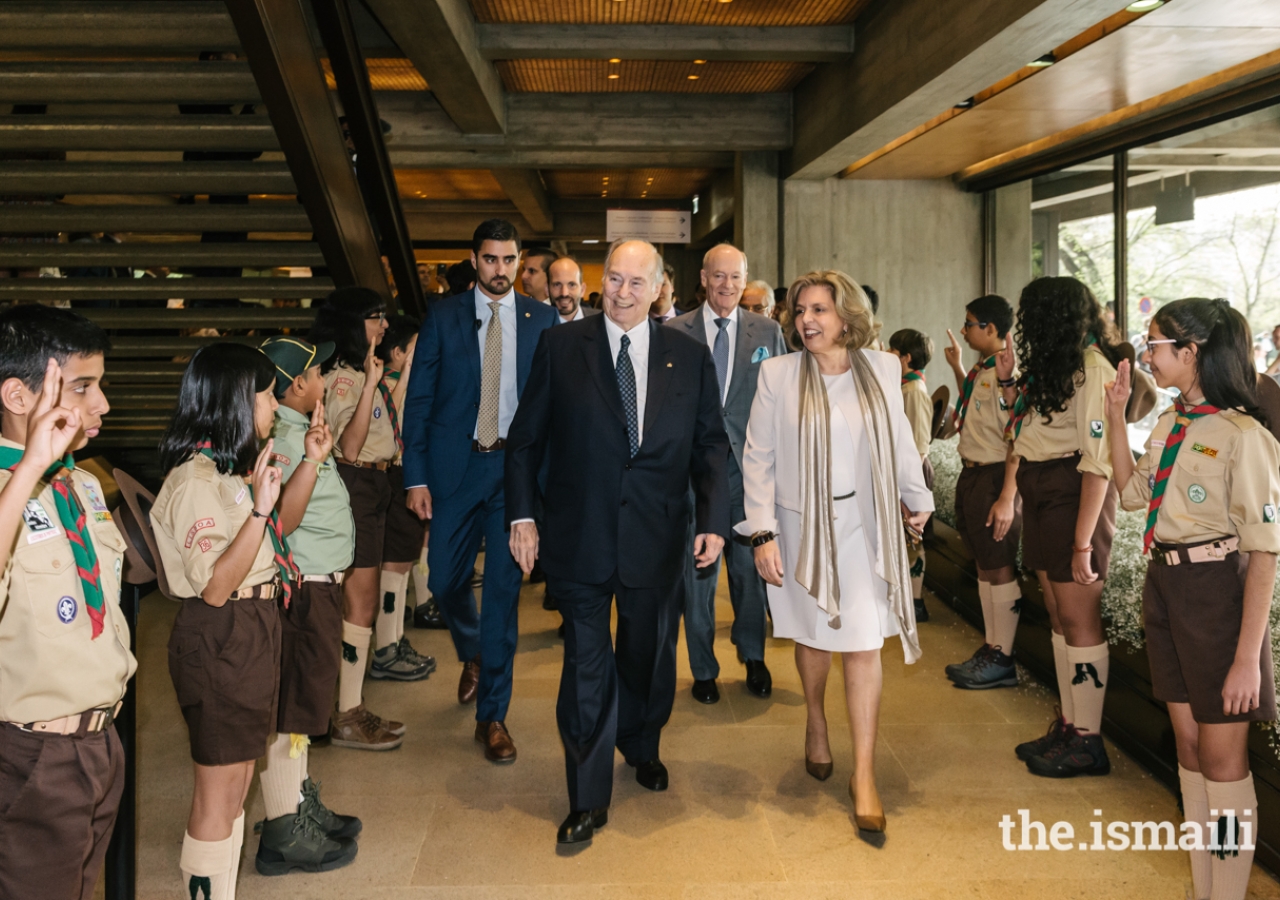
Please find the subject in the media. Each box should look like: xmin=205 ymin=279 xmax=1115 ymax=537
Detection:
xmin=270 ymin=406 xmax=355 ymax=575
xmin=151 ymin=454 xmax=278 ymax=599
xmin=901 ymin=378 xmax=933 ymax=459
xmin=1012 ymin=346 xmax=1116 ymax=479
xmin=0 ymin=443 xmax=136 ymax=724
xmin=1119 ymin=408 xmax=1280 ymax=554
xmin=957 ymin=359 xmax=1013 ymax=466
xmin=325 ymin=363 xmax=396 ymax=464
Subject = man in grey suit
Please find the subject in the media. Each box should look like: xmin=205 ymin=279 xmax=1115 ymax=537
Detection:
xmin=668 ymin=243 xmax=787 ymax=703
xmin=549 ymin=256 xmax=600 ymax=324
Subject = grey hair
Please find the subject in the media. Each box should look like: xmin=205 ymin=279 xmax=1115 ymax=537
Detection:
xmin=702 ymin=242 xmax=748 ymax=273
xmin=744 ymin=279 xmax=775 ymax=310
xmin=604 ymin=239 xmax=664 ymax=289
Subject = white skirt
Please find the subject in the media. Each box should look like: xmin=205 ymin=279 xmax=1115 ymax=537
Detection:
xmin=767 ymin=496 xmax=896 ymax=652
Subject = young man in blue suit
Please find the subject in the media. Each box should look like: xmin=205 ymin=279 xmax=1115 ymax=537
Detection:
xmin=401 ymin=219 xmax=558 ymax=763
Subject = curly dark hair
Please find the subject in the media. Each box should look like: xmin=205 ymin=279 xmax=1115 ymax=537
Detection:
xmin=1152 ymin=297 xmax=1266 ymax=428
xmin=1015 ymin=277 xmax=1126 ymax=419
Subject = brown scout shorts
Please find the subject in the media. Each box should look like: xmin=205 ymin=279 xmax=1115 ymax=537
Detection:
xmin=337 ymin=463 xmax=391 ymax=569
xmin=384 ymin=463 xmax=427 ymax=564
xmin=168 ymin=595 xmax=281 ymax=766
xmin=955 ymin=462 xmax=1022 ymax=571
xmin=277 ymin=580 xmax=343 ymax=735
xmin=1016 ymin=455 xmax=1117 ymax=584
xmin=1143 ymin=549 xmax=1277 ymax=724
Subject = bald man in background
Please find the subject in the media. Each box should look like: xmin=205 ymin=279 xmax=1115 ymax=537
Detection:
xmin=549 ymin=256 xmax=599 ymax=324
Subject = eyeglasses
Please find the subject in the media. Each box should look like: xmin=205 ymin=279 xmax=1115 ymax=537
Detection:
xmin=1143 ymin=335 xmax=1178 ymax=347
xmin=365 ymin=312 xmax=387 ymax=322
xmin=960 ymin=320 xmax=989 ymax=331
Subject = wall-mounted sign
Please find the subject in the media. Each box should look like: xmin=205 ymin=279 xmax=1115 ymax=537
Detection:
xmin=606 ymin=209 xmax=691 ymax=244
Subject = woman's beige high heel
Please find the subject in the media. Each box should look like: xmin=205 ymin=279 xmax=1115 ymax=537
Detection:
xmin=805 ymin=727 xmax=833 ymax=781
xmin=849 ymin=778 xmax=886 ymax=833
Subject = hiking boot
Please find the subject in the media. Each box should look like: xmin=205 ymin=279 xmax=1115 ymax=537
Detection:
xmin=362 ymin=705 xmax=405 ymax=737
xmin=1026 ymin=727 xmax=1111 ymax=778
xmin=255 ymin=809 xmax=357 ymax=875
xmin=945 ymin=644 xmax=992 ymax=682
xmin=300 ymin=778 xmax=362 ymax=840
xmin=1014 ymin=710 xmax=1069 ymax=762
xmin=397 ymin=636 xmax=437 ymax=675
xmin=952 ymin=646 xmax=1018 ymax=690
xmin=370 ymin=643 xmax=432 ymax=681
xmin=330 ymin=704 xmax=403 ymax=751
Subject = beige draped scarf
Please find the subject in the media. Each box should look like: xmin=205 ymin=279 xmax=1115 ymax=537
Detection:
xmin=794 ymin=348 xmax=920 ymax=664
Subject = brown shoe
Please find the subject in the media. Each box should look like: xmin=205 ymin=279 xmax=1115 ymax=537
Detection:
xmin=360 ymin=705 xmax=405 ymax=738
xmin=330 ymin=704 xmax=402 ymax=751
xmin=475 ymin=720 xmax=517 ymax=764
xmin=458 ymin=655 xmax=481 ymax=705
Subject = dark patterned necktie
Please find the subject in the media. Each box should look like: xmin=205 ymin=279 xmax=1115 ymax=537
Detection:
xmin=616 ymin=334 xmax=639 ymax=457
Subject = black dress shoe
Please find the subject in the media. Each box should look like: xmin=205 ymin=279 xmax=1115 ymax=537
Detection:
xmin=557 ymin=807 xmax=608 ymax=844
xmin=557 ymin=621 xmax=565 ymax=639
xmin=744 ymin=660 xmax=772 ymax=698
xmin=691 ymin=679 xmax=720 ymax=704
xmin=529 ymin=560 xmax=546 ymax=584
xmin=413 ymin=598 xmax=447 ymax=630
xmin=914 ymin=596 xmax=929 ymax=623
xmin=542 ymin=588 xmax=559 ymax=611
xmin=629 ymin=758 xmax=668 ymax=791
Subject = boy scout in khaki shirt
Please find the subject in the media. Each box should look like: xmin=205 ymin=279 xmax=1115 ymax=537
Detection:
xmin=941 ymin=296 xmax=1025 ymax=691
xmin=0 ymin=305 xmax=135 ymax=900
xmin=887 ymin=328 xmax=935 ymax=623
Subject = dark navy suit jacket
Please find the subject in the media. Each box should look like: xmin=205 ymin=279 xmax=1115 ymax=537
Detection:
xmin=401 ymin=289 xmax=558 ymax=499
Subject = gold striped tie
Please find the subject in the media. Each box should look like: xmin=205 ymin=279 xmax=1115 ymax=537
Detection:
xmin=477 ymin=300 xmax=502 ymax=446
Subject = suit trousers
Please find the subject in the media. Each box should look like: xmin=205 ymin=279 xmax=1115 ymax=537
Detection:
xmin=552 ymin=571 xmax=681 ymax=812
xmin=427 ymin=449 xmax=523 ymax=723
xmin=683 ymin=462 xmax=768 ymax=680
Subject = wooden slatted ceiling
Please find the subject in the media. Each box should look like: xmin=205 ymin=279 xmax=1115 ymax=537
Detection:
xmin=394 ymin=169 xmax=507 ymax=200
xmin=498 ymin=59 xmax=812 ymax=92
xmin=322 ymin=58 xmax=427 ymax=91
xmin=470 ymin=0 xmax=869 ymax=26
xmin=544 ymin=168 xmax=714 ymax=199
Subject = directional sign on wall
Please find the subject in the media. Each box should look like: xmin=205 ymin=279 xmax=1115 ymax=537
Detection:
xmin=606 ymin=209 xmax=691 ymax=244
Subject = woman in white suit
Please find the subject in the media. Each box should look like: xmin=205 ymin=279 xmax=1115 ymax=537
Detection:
xmin=739 ymin=270 xmax=934 ymax=833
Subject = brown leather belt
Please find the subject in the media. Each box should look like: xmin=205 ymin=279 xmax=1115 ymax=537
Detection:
xmin=472 ymin=439 xmax=506 ymax=453
xmin=229 ymin=582 xmax=279 ymax=601
xmin=1150 ymin=537 xmax=1239 ymax=567
xmin=961 ymin=458 xmax=1002 ymax=468
xmin=15 ymin=701 xmax=123 ymax=736
xmin=337 ymin=458 xmax=391 ymax=471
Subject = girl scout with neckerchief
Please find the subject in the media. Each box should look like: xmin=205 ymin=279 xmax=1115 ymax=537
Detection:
xmin=152 ymin=344 xmax=316 ymax=900
xmin=1106 ymin=297 xmax=1280 ymax=900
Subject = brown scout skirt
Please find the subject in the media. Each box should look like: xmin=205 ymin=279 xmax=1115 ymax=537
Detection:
xmin=1016 ymin=454 xmax=1117 ymax=584
xmin=276 ymin=579 xmax=343 ymax=735
xmin=955 ymin=461 xmax=1022 ymax=571
xmin=168 ymin=594 xmax=281 ymax=766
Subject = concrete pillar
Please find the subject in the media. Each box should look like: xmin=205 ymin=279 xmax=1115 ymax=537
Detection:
xmin=734 ymin=151 xmax=780 ymax=287
xmin=993 ymin=180 xmax=1032 ymax=301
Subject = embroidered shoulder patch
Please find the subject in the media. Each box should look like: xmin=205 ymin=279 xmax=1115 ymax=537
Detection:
xmin=1089 ymin=419 xmax=1103 ymax=438
xmin=198 ymin=538 xmax=213 ymax=553
xmin=270 ymin=453 xmax=291 ymax=467
xmin=23 ymin=499 xmax=59 ymax=543
xmin=185 ymin=518 xmax=215 ymax=548
xmin=1190 ymin=443 xmax=1218 ymax=458
xmin=335 ymin=377 xmax=355 ymax=387
xmin=1265 ymin=504 xmax=1276 ymax=524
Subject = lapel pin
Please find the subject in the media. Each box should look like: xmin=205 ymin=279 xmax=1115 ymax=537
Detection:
xmin=525 ymin=312 xmax=531 ymax=318
xmin=667 ymin=362 xmax=673 ymax=368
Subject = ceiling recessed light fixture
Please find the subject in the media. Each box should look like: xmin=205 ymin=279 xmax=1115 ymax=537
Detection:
xmin=1125 ymin=0 xmax=1164 ymax=10
xmin=1027 ymin=52 xmax=1056 ymax=68
xmin=583 ymin=239 xmax=600 ymax=244
xmin=687 ymin=74 xmax=699 ymax=80
xmin=693 ymin=59 xmax=706 ymax=65
xmin=609 ymin=58 xmax=621 ymax=64
xmin=607 ymin=73 xmax=620 ymax=79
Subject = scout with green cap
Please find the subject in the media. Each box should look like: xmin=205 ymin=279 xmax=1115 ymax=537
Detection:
xmin=253 ymin=335 xmax=366 ymax=875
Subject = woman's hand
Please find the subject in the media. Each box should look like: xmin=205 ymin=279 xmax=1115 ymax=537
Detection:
xmin=16 ymin=358 xmax=81 ymax=477
xmin=994 ymin=333 xmax=1016 ymax=382
xmin=251 ymin=438 xmax=282 ymax=514
xmin=1071 ymin=547 xmax=1098 ymax=585
xmin=753 ymin=540 xmax=784 ymax=587
xmin=303 ymin=400 xmax=334 ymax=462
xmin=1104 ymin=358 xmax=1131 ymax=425
xmin=985 ymin=496 xmax=1016 ymax=542
xmin=1223 ymin=657 xmax=1262 ymax=717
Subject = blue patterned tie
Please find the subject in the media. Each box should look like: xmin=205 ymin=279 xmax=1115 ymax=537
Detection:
xmin=616 ymin=334 xmax=640 ymax=457
xmin=713 ymin=317 xmax=730 ymax=403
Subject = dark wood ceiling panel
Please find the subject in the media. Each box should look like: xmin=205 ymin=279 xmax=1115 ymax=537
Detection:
xmin=470 ymin=0 xmax=869 ymax=26
xmin=544 ymin=167 xmax=714 ymax=199
xmin=394 ymin=168 xmax=507 ymax=200
xmin=496 ymin=59 xmax=812 ymax=92
xmin=322 ymin=57 xmax=427 ymax=91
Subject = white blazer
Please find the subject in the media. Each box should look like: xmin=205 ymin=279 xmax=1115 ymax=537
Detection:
xmin=736 ymin=349 xmax=935 ymax=574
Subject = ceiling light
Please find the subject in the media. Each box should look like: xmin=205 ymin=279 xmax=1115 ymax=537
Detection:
xmin=583 ymin=239 xmax=600 ymax=244
xmin=1027 ymin=53 xmax=1056 ymax=68
xmin=1125 ymin=0 xmax=1164 ymax=10
xmin=607 ymin=73 xmax=620 ymax=79
xmin=609 ymin=58 xmax=621 ymax=64
xmin=687 ymin=74 xmax=699 ymax=80
xmin=693 ymin=60 xmax=706 ymax=65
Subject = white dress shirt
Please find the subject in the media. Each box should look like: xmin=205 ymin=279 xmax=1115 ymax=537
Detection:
xmin=473 ymin=286 xmax=518 ymax=440
xmin=559 ymin=305 xmax=585 ymax=323
xmin=702 ymin=302 xmax=738 ymax=402
xmin=651 ymin=306 xmax=678 ymax=324
xmin=604 ymin=314 xmax=650 ymax=447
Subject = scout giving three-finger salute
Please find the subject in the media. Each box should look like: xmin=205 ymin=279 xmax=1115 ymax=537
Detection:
xmin=257 ymin=335 xmax=362 ymax=875
xmin=1000 ymin=276 xmax=1127 ymax=778
xmin=1105 ymin=298 xmax=1280 ymax=900
xmin=0 ymin=306 xmax=134 ymax=900
xmin=151 ymin=343 xmax=307 ymax=900
xmin=887 ymin=327 xmax=935 ymax=624
xmin=942 ymin=295 xmax=1025 ymax=691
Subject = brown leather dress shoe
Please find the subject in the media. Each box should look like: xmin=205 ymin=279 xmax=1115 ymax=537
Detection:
xmin=475 ymin=720 xmax=517 ymax=763
xmin=458 ymin=655 xmax=481 ymax=705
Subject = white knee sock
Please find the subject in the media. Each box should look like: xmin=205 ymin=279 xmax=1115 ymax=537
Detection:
xmin=227 ymin=812 xmax=244 ymax=900
xmin=1180 ymin=765 xmax=1213 ymax=899
xmin=1205 ymin=774 xmax=1257 ymax=900
xmin=977 ymin=580 xmax=995 ymax=645
xmin=1066 ymin=641 xmax=1109 ymax=735
xmin=376 ymin=570 xmax=408 ymax=652
xmin=180 ymin=826 xmax=235 ymax=900
xmin=988 ymin=581 xmax=1021 ymax=656
xmin=338 ymin=620 xmax=370 ymax=713
xmin=260 ymin=732 xmax=305 ymax=820
xmin=1051 ymin=632 xmax=1076 ymax=725
xmin=909 ymin=547 xmax=925 ymax=600
xmin=411 ymin=545 xmax=430 ymax=616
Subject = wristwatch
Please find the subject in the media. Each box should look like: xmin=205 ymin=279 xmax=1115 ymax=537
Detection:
xmin=750 ymin=530 xmax=776 ymax=547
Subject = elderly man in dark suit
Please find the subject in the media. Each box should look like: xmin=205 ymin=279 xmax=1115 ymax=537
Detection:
xmin=669 ymin=243 xmax=787 ymax=704
xmin=506 ymin=239 xmax=730 ymax=848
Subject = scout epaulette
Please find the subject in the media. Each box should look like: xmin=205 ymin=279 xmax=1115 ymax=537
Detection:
xmin=1142 ymin=399 xmax=1221 ymax=553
